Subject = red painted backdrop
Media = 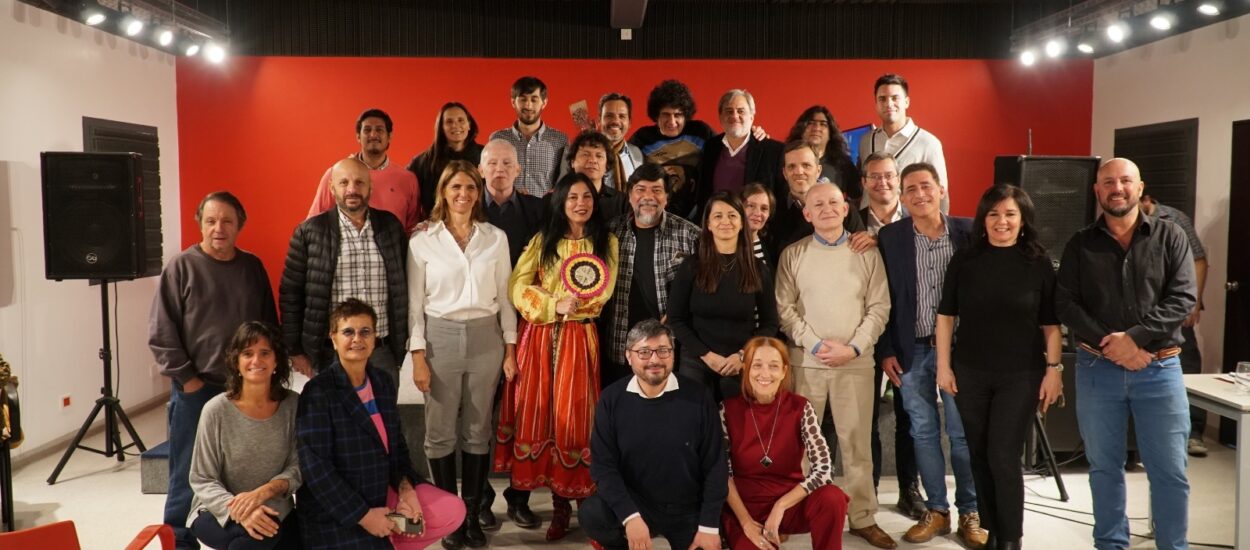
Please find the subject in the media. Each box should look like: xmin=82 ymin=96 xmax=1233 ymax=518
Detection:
xmin=175 ymin=56 xmax=1093 ymax=289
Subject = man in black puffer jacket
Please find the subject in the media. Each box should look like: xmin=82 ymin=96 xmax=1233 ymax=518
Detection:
xmin=281 ymin=157 xmax=409 ymax=386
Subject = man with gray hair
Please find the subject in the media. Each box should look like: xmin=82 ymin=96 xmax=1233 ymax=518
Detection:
xmin=150 ymin=191 xmax=278 ymax=549
xmin=581 ymin=319 xmax=727 ymax=550
xmin=697 ymin=89 xmax=784 ymax=210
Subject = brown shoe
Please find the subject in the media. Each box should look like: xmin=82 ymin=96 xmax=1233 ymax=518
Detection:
xmin=957 ymin=512 xmax=989 ymax=549
xmin=848 ymin=524 xmax=898 ymax=549
xmin=903 ymin=509 xmax=952 ymax=543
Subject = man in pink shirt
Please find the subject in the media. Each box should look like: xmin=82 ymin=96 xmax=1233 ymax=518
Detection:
xmin=308 ymin=108 xmax=422 ymax=233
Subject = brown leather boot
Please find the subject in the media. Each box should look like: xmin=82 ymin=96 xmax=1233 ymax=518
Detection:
xmin=903 ymin=509 xmax=952 ymax=543
xmin=957 ymin=512 xmax=990 ymax=549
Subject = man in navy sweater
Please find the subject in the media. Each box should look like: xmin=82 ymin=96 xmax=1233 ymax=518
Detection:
xmin=580 ymin=319 xmax=727 ymax=550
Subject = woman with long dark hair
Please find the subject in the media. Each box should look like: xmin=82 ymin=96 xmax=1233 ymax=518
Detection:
xmin=189 ymin=321 xmax=301 ymax=549
xmin=721 ymin=336 xmax=850 ymax=550
xmin=785 ymin=105 xmax=861 ymax=202
xmin=408 ymin=161 xmax=517 ymax=549
xmin=408 ymin=102 xmax=483 ymax=217
xmin=496 ymin=173 xmax=619 ymax=541
xmin=935 ymin=185 xmax=1063 ymax=550
xmin=668 ymin=192 xmax=779 ymax=402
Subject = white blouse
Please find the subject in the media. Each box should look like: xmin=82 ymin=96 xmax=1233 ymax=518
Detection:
xmin=406 ymin=221 xmax=517 ymax=350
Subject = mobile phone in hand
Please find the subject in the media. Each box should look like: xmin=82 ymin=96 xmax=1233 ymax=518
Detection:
xmin=386 ymin=512 xmax=424 ymax=535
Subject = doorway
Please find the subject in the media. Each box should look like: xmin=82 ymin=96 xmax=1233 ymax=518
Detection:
xmin=1220 ymin=119 xmax=1250 ymax=445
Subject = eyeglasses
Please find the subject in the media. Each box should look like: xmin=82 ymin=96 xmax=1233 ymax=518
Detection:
xmin=804 ymin=119 xmax=830 ymax=128
xmin=628 ymin=347 xmax=673 ymax=359
xmin=338 ymin=327 xmax=375 ymax=340
xmin=865 ymin=172 xmax=898 ymax=182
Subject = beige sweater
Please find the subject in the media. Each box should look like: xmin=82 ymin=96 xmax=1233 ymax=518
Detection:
xmin=775 ymin=236 xmax=891 ymax=370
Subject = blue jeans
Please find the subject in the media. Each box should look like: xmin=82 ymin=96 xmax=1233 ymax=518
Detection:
xmin=898 ymin=343 xmax=976 ymax=514
xmin=1075 ymin=350 xmax=1190 ymax=550
xmin=165 ymin=381 xmax=223 ymax=549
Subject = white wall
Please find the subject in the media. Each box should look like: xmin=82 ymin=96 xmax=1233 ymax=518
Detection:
xmin=1091 ymin=14 xmax=1250 ymax=375
xmin=0 ymin=0 xmax=181 ymax=458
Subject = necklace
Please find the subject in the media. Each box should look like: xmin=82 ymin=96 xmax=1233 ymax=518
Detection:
xmin=719 ymin=255 xmax=738 ymax=273
xmin=747 ymin=397 xmax=782 ymax=467
xmin=450 ymin=224 xmax=475 ymax=251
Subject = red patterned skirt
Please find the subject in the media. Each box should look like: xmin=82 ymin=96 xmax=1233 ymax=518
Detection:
xmin=494 ymin=319 xmax=600 ymax=499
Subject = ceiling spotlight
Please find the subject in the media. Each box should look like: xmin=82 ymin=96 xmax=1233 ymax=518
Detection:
xmin=158 ymin=29 xmax=174 ymax=47
xmin=1077 ymin=42 xmax=1095 ymax=54
xmin=1044 ymin=38 xmax=1066 ymax=58
xmin=84 ymin=11 xmax=106 ymax=26
xmin=205 ymin=42 xmax=226 ymax=64
xmin=1020 ymin=49 xmax=1037 ymax=66
xmin=1150 ymin=14 xmax=1174 ymax=31
xmin=1197 ymin=3 xmax=1220 ymax=16
xmin=124 ymin=17 xmax=144 ymax=37
xmin=1106 ymin=23 xmax=1128 ymax=43
xmin=185 ymin=43 xmax=201 ymax=56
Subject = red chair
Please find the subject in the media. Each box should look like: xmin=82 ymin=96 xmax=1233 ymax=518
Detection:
xmin=0 ymin=520 xmax=174 ymax=550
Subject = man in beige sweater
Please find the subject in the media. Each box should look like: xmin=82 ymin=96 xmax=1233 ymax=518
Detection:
xmin=775 ymin=182 xmax=895 ymax=548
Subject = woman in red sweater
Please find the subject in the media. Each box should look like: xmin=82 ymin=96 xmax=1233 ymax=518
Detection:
xmin=721 ymin=336 xmax=850 ymax=550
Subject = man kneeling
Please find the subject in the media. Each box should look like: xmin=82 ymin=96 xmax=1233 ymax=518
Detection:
xmin=580 ymin=319 xmax=727 ymax=550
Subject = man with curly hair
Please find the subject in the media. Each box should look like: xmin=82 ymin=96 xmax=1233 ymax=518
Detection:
xmin=628 ymin=79 xmax=716 ymax=219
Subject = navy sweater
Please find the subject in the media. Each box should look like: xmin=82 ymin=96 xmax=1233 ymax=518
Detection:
xmin=590 ymin=375 xmax=728 ymax=529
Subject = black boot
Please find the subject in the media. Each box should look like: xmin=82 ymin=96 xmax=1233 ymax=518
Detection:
xmin=986 ymin=532 xmax=998 ymax=550
xmin=460 ymin=453 xmax=490 ymax=548
xmin=479 ymin=478 xmax=500 ymax=531
xmin=998 ymin=538 xmax=1021 ymax=550
xmin=429 ymin=455 xmax=465 ymax=550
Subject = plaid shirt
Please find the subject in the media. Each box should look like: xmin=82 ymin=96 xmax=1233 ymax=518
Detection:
xmin=332 ymin=209 xmax=390 ymax=337
xmin=488 ymin=122 xmax=568 ymax=197
xmin=605 ymin=212 xmax=700 ymax=364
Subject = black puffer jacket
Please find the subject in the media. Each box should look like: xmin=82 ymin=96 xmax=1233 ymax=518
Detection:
xmin=279 ymin=207 xmax=409 ymax=368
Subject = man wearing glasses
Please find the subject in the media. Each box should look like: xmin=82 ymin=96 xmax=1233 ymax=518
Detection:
xmin=581 ymin=319 xmax=727 ymax=550
xmin=861 ymin=152 xmax=909 ymax=236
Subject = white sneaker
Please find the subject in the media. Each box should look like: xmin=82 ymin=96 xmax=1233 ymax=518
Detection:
xmin=1187 ymin=438 xmax=1208 ymax=457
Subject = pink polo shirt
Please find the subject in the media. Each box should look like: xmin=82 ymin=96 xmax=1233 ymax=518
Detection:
xmin=307 ymin=154 xmax=423 ymax=234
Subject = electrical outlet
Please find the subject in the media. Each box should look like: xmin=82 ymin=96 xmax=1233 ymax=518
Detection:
xmin=61 ymin=393 xmax=72 ymax=409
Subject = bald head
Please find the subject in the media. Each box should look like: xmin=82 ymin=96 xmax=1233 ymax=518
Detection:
xmin=480 ymin=139 xmax=521 ymax=195
xmin=802 ymin=182 xmax=848 ymax=234
xmin=1095 ymin=157 xmax=1144 ymax=218
xmin=330 ymin=157 xmax=372 ymax=215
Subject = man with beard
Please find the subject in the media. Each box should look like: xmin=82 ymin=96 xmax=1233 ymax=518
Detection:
xmin=598 ymin=92 xmax=644 ymax=190
xmin=1056 ymin=158 xmax=1196 ymax=550
xmin=489 ymin=76 xmax=568 ymax=196
xmin=580 ymin=319 xmax=727 ymax=550
xmin=308 ymin=108 xmax=422 ymax=234
xmin=281 ymin=158 xmax=409 ymax=385
xmin=697 ymin=89 xmax=784 ymax=211
xmin=601 ymin=163 xmax=700 ymax=388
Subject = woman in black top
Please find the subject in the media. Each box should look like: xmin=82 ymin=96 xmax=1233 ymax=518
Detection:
xmin=668 ymin=192 xmax=780 ymax=402
xmin=408 ymin=102 xmax=484 ymax=217
xmin=935 ymin=185 xmax=1063 ymax=550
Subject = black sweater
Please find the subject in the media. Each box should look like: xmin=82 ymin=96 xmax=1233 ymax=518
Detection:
xmin=590 ymin=375 xmax=728 ymax=529
xmin=667 ymin=254 xmax=780 ymax=359
xmin=938 ymin=245 xmax=1058 ymax=372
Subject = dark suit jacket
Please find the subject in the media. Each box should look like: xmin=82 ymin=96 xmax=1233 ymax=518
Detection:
xmin=696 ymin=134 xmax=785 ymax=211
xmin=876 ymin=215 xmax=974 ymax=372
xmin=279 ymin=207 xmax=409 ymax=369
xmin=296 ymin=361 xmax=427 ymax=549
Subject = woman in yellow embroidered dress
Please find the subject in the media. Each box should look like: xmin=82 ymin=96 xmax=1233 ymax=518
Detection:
xmin=496 ymin=172 xmax=619 ymax=541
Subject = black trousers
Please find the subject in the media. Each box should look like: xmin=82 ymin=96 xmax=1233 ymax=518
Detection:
xmin=677 ymin=355 xmax=741 ymax=403
xmin=952 ymin=365 xmax=1044 ymax=541
xmin=191 ymin=510 xmax=301 ymax=550
xmin=579 ymin=493 xmax=700 ymax=550
xmin=870 ymin=365 xmax=919 ymax=491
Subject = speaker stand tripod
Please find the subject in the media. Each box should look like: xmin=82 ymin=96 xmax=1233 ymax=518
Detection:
xmin=1029 ymin=411 xmax=1070 ymax=502
xmin=47 ymin=282 xmax=146 ymax=484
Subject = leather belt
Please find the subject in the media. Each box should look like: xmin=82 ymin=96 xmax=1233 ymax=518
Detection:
xmin=1077 ymin=342 xmax=1181 ymax=361
xmin=915 ymin=335 xmax=936 ymax=347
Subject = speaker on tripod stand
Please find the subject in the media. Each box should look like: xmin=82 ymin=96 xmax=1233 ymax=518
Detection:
xmin=39 ymin=151 xmax=157 ymax=484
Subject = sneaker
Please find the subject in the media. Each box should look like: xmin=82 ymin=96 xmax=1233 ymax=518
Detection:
xmin=1188 ymin=438 xmax=1209 ymax=457
xmin=957 ymin=512 xmax=989 ymax=549
xmin=903 ymin=509 xmax=951 ymax=543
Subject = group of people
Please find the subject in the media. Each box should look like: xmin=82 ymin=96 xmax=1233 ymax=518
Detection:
xmin=147 ymin=71 xmax=1206 ymax=550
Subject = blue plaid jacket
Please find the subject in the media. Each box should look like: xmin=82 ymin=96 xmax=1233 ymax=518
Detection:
xmin=296 ymin=361 xmax=426 ymax=549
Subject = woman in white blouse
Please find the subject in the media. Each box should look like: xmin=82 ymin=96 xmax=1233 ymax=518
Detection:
xmin=407 ymin=160 xmax=518 ymax=549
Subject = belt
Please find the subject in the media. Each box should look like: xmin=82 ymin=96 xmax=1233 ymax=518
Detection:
xmin=915 ymin=335 xmax=935 ymax=347
xmin=1077 ymin=342 xmax=1181 ymax=361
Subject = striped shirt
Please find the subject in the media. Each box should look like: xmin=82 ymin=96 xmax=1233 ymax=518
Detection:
xmin=489 ymin=122 xmax=568 ymax=197
xmin=913 ymin=219 xmax=955 ymax=338
xmin=332 ymin=209 xmax=390 ymax=337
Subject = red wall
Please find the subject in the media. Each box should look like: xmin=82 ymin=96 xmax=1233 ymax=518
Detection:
xmin=175 ymin=56 xmax=1093 ymax=289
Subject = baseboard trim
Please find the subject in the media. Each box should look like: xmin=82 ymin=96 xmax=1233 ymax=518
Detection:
xmin=8 ymin=392 xmax=169 ymax=469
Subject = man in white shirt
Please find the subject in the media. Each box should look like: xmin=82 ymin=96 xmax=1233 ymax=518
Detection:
xmin=858 ymin=74 xmax=949 ymax=213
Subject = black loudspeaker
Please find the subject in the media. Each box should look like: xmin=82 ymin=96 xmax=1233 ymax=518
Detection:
xmin=40 ymin=152 xmax=158 ymax=280
xmin=1040 ymin=352 xmax=1081 ymax=453
xmin=993 ymin=155 xmax=1100 ymax=263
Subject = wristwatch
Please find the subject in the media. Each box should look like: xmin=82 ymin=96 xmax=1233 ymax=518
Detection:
xmin=1046 ymin=362 xmax=1064 ymax=372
